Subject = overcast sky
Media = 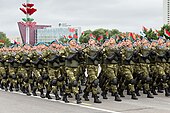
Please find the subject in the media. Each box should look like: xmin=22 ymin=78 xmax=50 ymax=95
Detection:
xmin=0 ymin=0 xmax=163 ymax=37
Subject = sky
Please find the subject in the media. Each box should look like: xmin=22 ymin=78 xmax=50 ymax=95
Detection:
xmin=0 ymin=0 xmax=163 ymax=37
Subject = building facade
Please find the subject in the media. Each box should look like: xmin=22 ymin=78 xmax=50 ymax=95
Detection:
xmin=36 ymin=27 xmax=81 ymax=43
xmin=164 ymin=0 xmax=170 ymax=24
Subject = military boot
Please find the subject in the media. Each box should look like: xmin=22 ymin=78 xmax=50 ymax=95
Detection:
xmin=114 ymin=92 xmax=122 ymax=102
xmin=54 ymin=92 xmax=61 ymax=100
xmin=62 ymin=93 xmax=69 ymax=103
xmin=46 ymin=91 xmax=52 ymax=99
xmin=147 ymin=91 xmax=154 ymax=98
xmin=79 ymin=86 xmax=83 ymax=94
xmin=119 ymin=89 xmax=125 ymax=97
xmin=157 ymin=86 xmax=164 ymax=93
xmin=40 ymin=89 xmax=45 ymax=98
xmin=32 ymin=88 xmax=37 ymax=96
xmin=9 ymin=84 xmax=13 ymax=92
xmin=68 ymin=93 xmax=73 ymax=98
xmin=151 ymin=87 xmax=158 ymax=95
xmin=1 ymin=83 xmax=4 ymax=89
xmin=75 ymin=94 xmax=82 ymax=104
xmin=25 ymin=87 xmax=31 ymax=96
xmin=131 ymin=92 xmax=138 ymax=100
xmin=15 ymin=84 xmax=19 ymax=92
xmin=4 ymin=83 xmax=8 ymax=91
xmin=101 ymin=91 xmax=108 ymax=99
xmin=165 ymin=88 xmax=170 ymax=96
xmin=135 ymin=88 xmax=141 ymax=96
xmin=94 ymin=94 xmax=102 ymax=103
xmin=142 ymin=86 xmax=147 ymax=94
xmin=83 ymin=92 xmax=89 ymax=101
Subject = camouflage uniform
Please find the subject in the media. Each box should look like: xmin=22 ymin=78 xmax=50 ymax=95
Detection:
xmin=83 ymin=45 xmax=102 ymax=103
xmin=101 ymin=45 xmax=122 ymax=101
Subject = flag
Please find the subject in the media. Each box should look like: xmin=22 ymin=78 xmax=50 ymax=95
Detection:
xmin=97 ymin=35 xmax=103 ymax=42
xmin=81 ymin=32 xmax=84 ymax=35
xmin=69 ymin=28 xmax=75 ymax=33
xmin=143 ymin=26 xmax=148 ymax=32
xmin=73 ymin=34 xmax=78 ymax=39
xmin=164 ymin=29 xmax=170 ymax=38
xmin=129 ymin=32 xmax=136 ymax=40
xmin=68 ymin=35 xmax=72 ymax=38
xmin=106 ymin=31 xmax=109 ymax=36
xmin=89 ymin=33 xmax=93 ymax=37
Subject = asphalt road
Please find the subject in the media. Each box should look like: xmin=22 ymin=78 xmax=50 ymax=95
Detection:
xmin=0 ymin=89 xmax=170 ymax=113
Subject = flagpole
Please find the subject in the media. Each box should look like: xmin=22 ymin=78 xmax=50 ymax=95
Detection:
xmin=26 ymin=0 xmax=30 ymax=44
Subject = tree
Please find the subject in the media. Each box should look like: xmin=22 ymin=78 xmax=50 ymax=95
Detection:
xmin=79 ymin=29 xmax=121 ymax=44
xmin=0 ymin=32 xmax=11 ymax=47
xmin=79 ymin=30 xmax=92 ymax=43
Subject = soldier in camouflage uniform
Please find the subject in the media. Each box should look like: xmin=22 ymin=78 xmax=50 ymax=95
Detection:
xmin=101 ymin=37 xmax=122 ymax=101
xmin=118 ymin=39 xmax=138 ymax=100
xmin=153 ymin=38 xmax=170 ymax=96
xmin=83 ymin=38 xmax=102 ymax=103
xmin=134 ymin=38 xmax=154 ymax=98
xmin=62 ymin=38 xmax=82 ymax=104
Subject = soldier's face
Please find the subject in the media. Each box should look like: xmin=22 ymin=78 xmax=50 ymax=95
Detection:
xmin=109 ymin=38 xmax=115 ymax=44
xmin=69 ymin=40 xmax=76 ymax=46
xmin=88 ymin=39 xmax=96 ymax=45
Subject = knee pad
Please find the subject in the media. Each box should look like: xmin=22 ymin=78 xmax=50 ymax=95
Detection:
xmin=38 ymin=76 xmax=43 ymax=83
xmin=110 ymin=78 xmax=118 ymax=85
xmin=51 ymin=79 xmax=57 ymax=86
xmin=24 ymin=78 xmax=29 ymax=83
xmin=162 ymin=75 xmax=167 ymax=82
xmin=145 ymin=76 xmax=152 ymax=83
xmin=58 ymin=76 xmax=64 ymax=82
xmin=92 ymin=79 xmax=99 ymax=88
xmin=2 ymin=74 xmax=7 ymax=79
xmin=72 ymin=80 xmax=78 ymax=87
xmin=43 ymin=74 xmax=49 ymax=80
xmin=130 ymin=79 xmax=136 ymax=85
xmin=12 ymin=74 xmax=17 ymax=79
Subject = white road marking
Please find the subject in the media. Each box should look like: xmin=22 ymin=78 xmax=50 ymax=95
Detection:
xmin=0 ymin=89 xmax=121 ymax=113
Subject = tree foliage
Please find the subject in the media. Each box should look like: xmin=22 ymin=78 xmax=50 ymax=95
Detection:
xmin=0 ymin=32 xmax=11 ymax=46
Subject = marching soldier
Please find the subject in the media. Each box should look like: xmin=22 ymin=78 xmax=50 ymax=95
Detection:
xmin=83 ymin=38 xmax=102 ymax=103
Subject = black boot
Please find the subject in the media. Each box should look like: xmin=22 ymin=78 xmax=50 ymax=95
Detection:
xmin=15 ymin=84 xmax=19 ymax=92
xmin=68 ymin=93 xmax=73 ymax=98
xmin=1 ymin=83 xmax=4 ymax=89
xmin=63 ymin=93 xmax=69 ymax=103
xmin=75 ymin=94 xmax=82 ymax=104
xmin=9 ymin=84 xmax=13 ymax=92
xmin=79 ymin=86 xmax=83 ymax=94
xmin=131 ymin=92 xmax=138 ymax=100
xmin=119 ymin=90 xmax=125 ymax=97
xmin=26 ymin=87 xmax=31 ymax=96
xmin=21 ymin=86 xmax=26 ymax=93
xmin=101 ymin=91 xmax=108 ymax=99
xmin=135 ymin=88 xmax=141 ymax=96
xmin=147 ymin=91 xmax=154 ymax=98
xmin=32 ymin=88 xmax=37 ymax=96
xmin=151 ymin=87 xmax=158 ymax=95
xmin=127 ymin=88 xmax=131 ymax=95
xmin=94 ymin=94 xmax=102 ymax=103
xmin=40 ymin=89 xmax=45 ymax=98
xmin=142 ymin=86 xmax=147 ymax=94
xmin=83 ymin=92 xmax=89 ymax=101
xmin=4 ymin=83 xmax=8 ymax=91
xmin=46 ymin=91 xmax=52 ymax=99
xmin=114 ymin=92 xmax=122 ymax=102
xmin=165 ymin=88 xmax=170 ymax=96
xmin=157 ymin=86 xmax=164 ymax=93
xmin=54 ymin=93 xmax=61 ymax=100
